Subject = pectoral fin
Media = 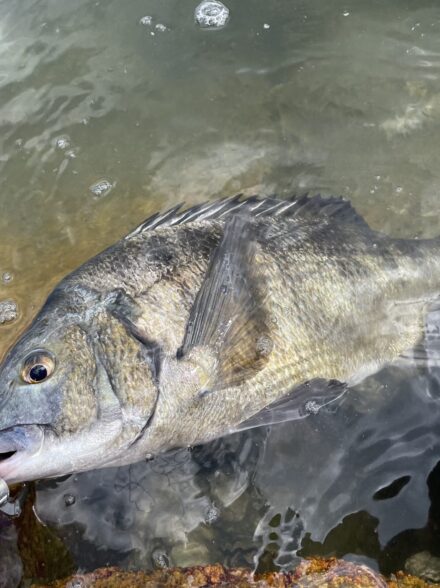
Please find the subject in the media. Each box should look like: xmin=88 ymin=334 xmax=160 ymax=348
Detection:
xmin=181 ymin=215 xmax=271 ymax=389
xmin=232 ymin=379 xmax=348 ymax=432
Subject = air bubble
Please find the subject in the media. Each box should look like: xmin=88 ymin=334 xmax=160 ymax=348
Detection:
xmin=55 ymin=135 xmax=71 ymax=150
xmin=2 ymin=272 xmax=13 ymax=284
xmin=305 ymin=400 xmax=321 ymax=415
xmin=205 ymin=503 xmax=220 ymax=524
xmin=67 ymin=580 xmax=86 ymax=588
xmin=195 ymin=0 xmax=230 ymax=29
xmin=152 ymin=549 xmax=170 ymax=569
xmin=64 ymin=494 xmax=76 ymax=507
xmin=256 ymin=335 xmax=273 ymax=357
xmin=89 ymin=178 xmax=114 ymax=198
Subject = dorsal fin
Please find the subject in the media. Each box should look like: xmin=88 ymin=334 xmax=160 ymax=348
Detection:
xmin=125 ymin=194 xmax=370 ymax=239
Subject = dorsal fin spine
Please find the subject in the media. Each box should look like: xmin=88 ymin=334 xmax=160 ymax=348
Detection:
xmin=125 ymin=194 xmax=369 ymax=239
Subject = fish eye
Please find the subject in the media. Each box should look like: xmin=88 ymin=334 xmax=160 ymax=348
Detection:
xmin=21 ymin=351 xmax=55 ymax=384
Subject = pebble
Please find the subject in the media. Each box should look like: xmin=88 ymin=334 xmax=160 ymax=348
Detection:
xmin=0 ymin=299 xmax=18 ymax=324
xmin=195 ymin=0 xmax=230 ymax=29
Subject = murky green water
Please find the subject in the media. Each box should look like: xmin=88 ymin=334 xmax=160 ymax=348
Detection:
xmin=2 ymin=0 xmax=440 ymax=585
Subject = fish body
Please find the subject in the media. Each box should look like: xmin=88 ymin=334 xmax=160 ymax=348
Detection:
xmin=0 ymin=195 xmax=439 ymax=484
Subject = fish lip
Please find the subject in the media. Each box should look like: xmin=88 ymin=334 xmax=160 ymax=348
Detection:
xmin=0 ymin=425 xmax=44 ymax=483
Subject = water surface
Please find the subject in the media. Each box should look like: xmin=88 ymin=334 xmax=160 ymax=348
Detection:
xmin=1 ymin=0 xmax=440 ymax=584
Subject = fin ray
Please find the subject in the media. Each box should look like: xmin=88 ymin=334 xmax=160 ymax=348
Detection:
xmin=181 ymin=214 xmax=270 ymax=388
xmin=126 ymin=194 xmax=370 ymax=239
xmin=232 ymin=379 xmax=348 ymax=432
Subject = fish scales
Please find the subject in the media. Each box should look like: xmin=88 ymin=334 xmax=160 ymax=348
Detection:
xmin=0 ymin=195 xmax=439 ymax=484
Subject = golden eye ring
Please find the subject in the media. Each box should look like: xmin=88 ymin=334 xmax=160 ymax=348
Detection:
xmin=21 ymin=351 xmax=55 ymax=384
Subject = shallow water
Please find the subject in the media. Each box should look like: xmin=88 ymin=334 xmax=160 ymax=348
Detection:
xmin=2 ymin=0 xmax=440 ymax=584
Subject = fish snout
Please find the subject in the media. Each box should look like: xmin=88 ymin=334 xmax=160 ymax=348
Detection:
xmin=0 ymin=426 xmax=44 ymax=483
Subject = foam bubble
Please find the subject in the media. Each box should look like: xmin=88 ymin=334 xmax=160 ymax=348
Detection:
xmin=0 ymin=299 xmax=18 ymax=324
xmin=195 ymin=0 xmax=230 ymax=29
xmin=55 ymin=135 xmax=71 ymax=150
xmin=89 ymin=178 xmax=114 ymax=198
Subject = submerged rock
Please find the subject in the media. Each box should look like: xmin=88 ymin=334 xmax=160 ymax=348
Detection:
xmin=33 ymin=558 xmax=440 ymax=588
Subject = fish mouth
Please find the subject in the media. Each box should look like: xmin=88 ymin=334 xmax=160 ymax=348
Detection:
xmin=0 ymin=426 xmax=44 ymax=484
xmin=0 ymin=418 xmax=129 ymax=484
xmin=0 ymin=451 xmax=16 ymax=463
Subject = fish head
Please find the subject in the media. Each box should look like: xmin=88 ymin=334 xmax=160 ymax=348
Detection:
xmin=0 ymin=286 xmax=157 ymax=484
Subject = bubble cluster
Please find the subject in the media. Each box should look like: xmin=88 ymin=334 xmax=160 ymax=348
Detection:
xmin=195 ymin=0 xmax=230 ymax=29
xmin=89 ymin=178 xmax=114 ymax=198
xmin=0 ymin=299 xmax=18 ymax=324
xmin=139 ymin=15 xmax=152 ymax=26
xmin=304 ymin=399 xmax=321 ymax=415
xmin=205 ymin=503 xmax=220 ymax=524
xmin=152 ymin=549 xmax=170 ymax=569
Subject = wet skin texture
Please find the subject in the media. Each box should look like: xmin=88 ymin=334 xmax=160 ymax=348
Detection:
xmin=1 ymin=194 xmax=440 ymax=485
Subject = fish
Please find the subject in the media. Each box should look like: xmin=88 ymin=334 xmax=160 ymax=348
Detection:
xmin=0 ymin=194 xmax=439 ymax=487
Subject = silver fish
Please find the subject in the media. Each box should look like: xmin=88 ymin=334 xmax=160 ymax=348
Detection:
xmin=0 ymin=195 xmax=439 ymax=485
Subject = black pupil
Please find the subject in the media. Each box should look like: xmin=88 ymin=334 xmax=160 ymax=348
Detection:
xmin=29 ymin=364 xmax=48 ymax=382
